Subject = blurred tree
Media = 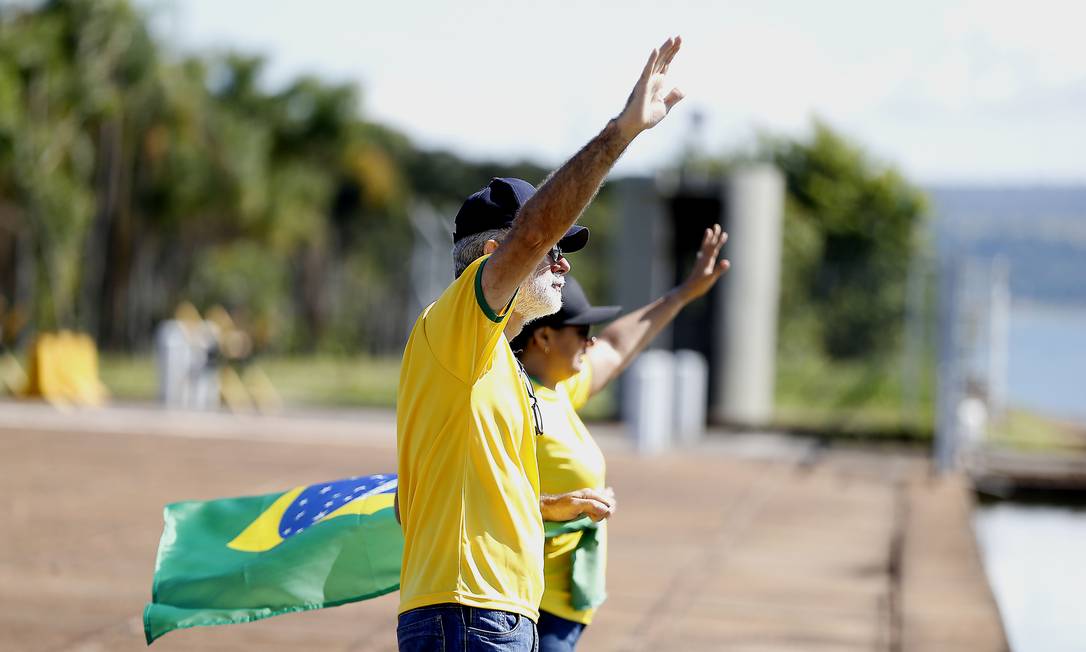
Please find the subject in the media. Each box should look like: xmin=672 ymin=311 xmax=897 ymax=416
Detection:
xmin=0 ymin=0 xmax=600 ymax=356
xmin=674 ymin=120 xmax=927 ymax=360
xmin=0 ymin=0 xmax=99 ymax=334
xmin=766 ymin=121 xmax=927 ymax=360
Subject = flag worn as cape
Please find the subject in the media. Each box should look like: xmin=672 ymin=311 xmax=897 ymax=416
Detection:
xmin=143 ymin=473 xmax=402 ymax=644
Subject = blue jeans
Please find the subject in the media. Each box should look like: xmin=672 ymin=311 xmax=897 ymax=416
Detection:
xmin=397 ymin=604 xmax=538 ymax=652
xmin=536 ymin=611 xmax=586 ymax=652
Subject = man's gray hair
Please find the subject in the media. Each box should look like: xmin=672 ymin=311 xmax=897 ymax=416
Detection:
xmin=452 ymin=227 xmax=511 ymax=278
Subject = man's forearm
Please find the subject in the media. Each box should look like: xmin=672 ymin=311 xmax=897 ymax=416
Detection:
xmin=506 ymin=119 xmax=636 ymax=255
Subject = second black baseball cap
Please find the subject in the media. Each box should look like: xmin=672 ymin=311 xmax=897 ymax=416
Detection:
xmin=533 ymin=277 xmax=622 ymax=329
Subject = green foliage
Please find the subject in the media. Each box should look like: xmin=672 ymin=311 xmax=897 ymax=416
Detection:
xmin=774 ymin=350 xmax=933 ymax=439
xmin=97 ymin=352 xmax=621 ymax=419
xmin=987 ymin=408 xmax=1086 ymax=451
xmin=98 ymin=353 xmax=402 ymax=407
xmin=756 ymin=122 xmax=933 ymax=437
xmin=766 ymin=121 xmax=928 ymax=360
xmin=187 ymin=241 xmax=293 ymax=346
xmin=0 ymin=0 xmax=558 ymax=354
xmin=0 ymin=0 xmax=923 ymax=387
xmin=677 ymin=121 xmax=932 ymax=436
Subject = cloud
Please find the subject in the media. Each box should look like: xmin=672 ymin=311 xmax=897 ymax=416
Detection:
xmin=156 ymin=0 xmax=1086 ymax=182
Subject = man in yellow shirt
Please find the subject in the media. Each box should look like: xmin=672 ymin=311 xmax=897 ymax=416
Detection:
xmin=395 ymin=36 xmax=686 ymax=652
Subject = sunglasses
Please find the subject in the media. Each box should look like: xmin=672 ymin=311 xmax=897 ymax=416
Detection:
xmin=547 ymin=245 xmax=563 ymax=266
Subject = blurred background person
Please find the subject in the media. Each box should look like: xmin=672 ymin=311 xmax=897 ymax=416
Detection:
xmin=512 ymin=225 xmax=729 ymax=651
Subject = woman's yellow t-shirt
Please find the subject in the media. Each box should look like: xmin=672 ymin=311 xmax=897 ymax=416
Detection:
xmin=534 ymin=363 xmax=607 ymax=625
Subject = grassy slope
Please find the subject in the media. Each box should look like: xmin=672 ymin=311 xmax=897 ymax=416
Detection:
xmin=94 ymin=353 xmax=1086 ymax=451
xmin=96 ymin=353 xmax=618 ymax=419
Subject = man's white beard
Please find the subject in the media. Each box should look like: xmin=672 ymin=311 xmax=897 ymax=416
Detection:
xmin=516 ymin=271 xmax=563 ymax=324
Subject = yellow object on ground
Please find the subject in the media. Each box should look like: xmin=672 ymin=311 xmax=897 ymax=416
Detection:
xmin=242 ymin=365 xmax=283 ymax=413
xmin=0 ymin=352 xmax=27 ymax=396
xmin=219 ymin=366 xmax=254 ymax=413
xmin=24 ymin=331 xmax=109 ymax=406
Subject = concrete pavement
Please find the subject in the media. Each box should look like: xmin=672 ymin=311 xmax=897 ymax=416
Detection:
xmin=0 ymin=401 xmax=1006 ymax=651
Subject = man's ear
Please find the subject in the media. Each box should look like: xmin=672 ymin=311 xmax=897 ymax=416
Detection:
xmin=483 ymin=239 xmax=499 ymax=255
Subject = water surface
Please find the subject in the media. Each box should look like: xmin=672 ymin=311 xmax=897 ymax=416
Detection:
xmin=974 ymin=502 xmax=1086 ymax=652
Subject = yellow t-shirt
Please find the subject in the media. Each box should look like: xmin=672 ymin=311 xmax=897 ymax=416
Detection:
xmin=534 ymin=362 xmax=608 ymax=625
xmin=396 ymin=254 xmax=544 ymax=621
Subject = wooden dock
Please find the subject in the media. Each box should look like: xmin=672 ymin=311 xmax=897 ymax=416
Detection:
xmin=0 ymin=402 xmax=1008 ymax=651
xmin=967 ymin=445 xmax=1086 ymax=494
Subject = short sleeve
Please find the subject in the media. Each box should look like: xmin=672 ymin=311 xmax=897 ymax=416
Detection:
xmin=423 ymin=254 xmax=517 ymax=383
xmin=562 ymin=360 xmax=594 ymax=411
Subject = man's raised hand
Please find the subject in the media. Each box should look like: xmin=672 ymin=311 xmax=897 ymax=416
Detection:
xmin=616 ymin=36 xmax=685 ymax=137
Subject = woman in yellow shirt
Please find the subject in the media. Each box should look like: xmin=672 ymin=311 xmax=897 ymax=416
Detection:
xmin=512 ymin=225 xmax=729 ymax=651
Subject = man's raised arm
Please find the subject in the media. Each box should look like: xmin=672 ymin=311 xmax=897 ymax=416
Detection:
xmin=480 ymin=36 xmax=686 ymax=312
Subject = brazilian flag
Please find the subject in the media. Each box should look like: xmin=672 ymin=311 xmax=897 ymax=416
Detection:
xmin=144 ymin=473 xmax=402 ymax=644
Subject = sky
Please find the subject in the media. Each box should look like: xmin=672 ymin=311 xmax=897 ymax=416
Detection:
xmin=143 ymin=0 xmax=1086 ymax=185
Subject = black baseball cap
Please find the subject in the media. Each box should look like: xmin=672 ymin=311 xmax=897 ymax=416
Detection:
xmin=511 ymin=276 xmax=621 ymax=351
xmin=453 ymin=177 xmax=590 ymax=253
xmin=543 ymin=277 xmax=622 ymax=327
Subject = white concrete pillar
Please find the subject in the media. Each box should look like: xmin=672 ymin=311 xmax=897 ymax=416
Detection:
xmin=673 ymin=349 xmax=708 ymax=445
xmin=624 ymin=350 xmax=674 ymax=455
xmin=713 ymin=166 xmax=785 ymax=426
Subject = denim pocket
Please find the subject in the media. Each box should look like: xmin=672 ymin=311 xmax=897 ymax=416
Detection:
xmin=466 ymin=608 xmax=531 ymax=644
xmin=397 ymin=614 xmax=445 ymax=652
